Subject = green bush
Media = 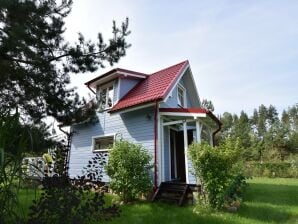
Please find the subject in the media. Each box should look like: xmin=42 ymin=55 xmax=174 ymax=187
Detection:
xmin=188 ymin=139 xmax=245 ymax=209
xmin=106 ymin=141 xmax=153 ymax=203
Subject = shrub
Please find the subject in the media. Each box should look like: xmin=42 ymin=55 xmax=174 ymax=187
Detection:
xmin=188 ymin=138 xmax=245 ymax=209
xmin=28 ymin=152 xmax=119 ymax=224
xmin=106 ymin=141 xmax=153 ymax=203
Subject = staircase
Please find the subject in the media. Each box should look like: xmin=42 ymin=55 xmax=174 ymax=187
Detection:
xmin=151 ymin=182 xmax=192 ymax=206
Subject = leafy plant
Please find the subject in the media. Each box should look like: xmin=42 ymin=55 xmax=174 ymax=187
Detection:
xmin=28 ymin=150 xmax=119 ymax=224
xmin=106 ymin=140 xmax=153 ymax=203
xmin=188 ymin=138 xmax=245 ymax=209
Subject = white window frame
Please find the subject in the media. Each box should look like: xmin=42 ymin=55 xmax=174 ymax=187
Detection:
xmin=177 ymin=84 xmax=186 ymax=107
xmin=91 ymin=134 xmax=116 ymax=152
xmin=97 ymin=81 xmax=115 ymax=110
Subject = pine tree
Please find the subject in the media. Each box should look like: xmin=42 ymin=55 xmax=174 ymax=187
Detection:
xmin=0 ymin=0 xmax=130 ymax=124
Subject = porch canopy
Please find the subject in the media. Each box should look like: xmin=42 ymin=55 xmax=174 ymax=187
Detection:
xmin=159 ymin=107 xmax=222 ymax=184
xmin=159 ymin=108 xmax=221 ymax=144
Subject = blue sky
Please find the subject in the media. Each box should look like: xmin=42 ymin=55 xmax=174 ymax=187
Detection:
xmin=65 ymin=0 xmax=298 ymax=115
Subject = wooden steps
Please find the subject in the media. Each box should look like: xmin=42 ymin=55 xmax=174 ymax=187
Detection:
xmin=151 ymin=182 xmax=192 ymax=206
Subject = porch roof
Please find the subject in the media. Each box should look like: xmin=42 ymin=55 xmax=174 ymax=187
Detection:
xmin=159 ymin=108 xmax=222 ymax=126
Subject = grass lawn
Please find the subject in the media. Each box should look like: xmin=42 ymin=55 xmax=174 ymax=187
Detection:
xmin=104 ymin=178 xmax=298 ymax=224
xmin=17 ymin=178 xmax=298 ymax=223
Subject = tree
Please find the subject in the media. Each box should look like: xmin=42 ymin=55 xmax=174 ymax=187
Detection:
xmin=201 ymin=99 xmax=214 ymax=112
xmin=0 ymin=0 xmax=130 ymax=124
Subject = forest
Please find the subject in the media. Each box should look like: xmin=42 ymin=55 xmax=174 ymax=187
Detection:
xmin=217 ymin=103 xmax=298 ymax=177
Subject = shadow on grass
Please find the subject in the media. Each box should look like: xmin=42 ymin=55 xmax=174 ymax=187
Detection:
xmin=107 ymin=201 xmax=241 ymax=224
xmin=244 ymin=183 xmax=298 ymax=206
xmin=236 ymin=181 xmax=298 ymax=223
xmin=238 ymin=203 xmax=291 ymax=223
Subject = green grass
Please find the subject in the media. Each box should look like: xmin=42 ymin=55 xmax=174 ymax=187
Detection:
xmin=16 ymin=188 xmax=41 ymax=219
xmin=104 ymin=178 xmax=298 ymax=224
xmin=16 ymin=178 xmax=298 ymax=223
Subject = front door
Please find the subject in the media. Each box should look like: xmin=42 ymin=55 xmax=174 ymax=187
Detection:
xmin=170 ymin=129 xmax=194 ymax=183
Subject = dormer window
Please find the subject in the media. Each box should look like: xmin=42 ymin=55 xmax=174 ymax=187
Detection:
xmin=177 ymin=84 xmax=186 ymax=107
xmin=97 ymin=82 xmax=114 ymax=110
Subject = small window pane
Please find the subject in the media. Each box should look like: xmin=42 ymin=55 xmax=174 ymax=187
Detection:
xmin=107 ymin=86 xmax=113 ymax=107
xmin=99 ymin=88 xmax=107 ymax=109
xmin=93 ymin=136 xmax=114 ymax=151
xmin=178 ymin=86 xmax=184 ymax=107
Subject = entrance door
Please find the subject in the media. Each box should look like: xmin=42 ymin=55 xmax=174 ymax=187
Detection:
xmin=175 ymin=131 xmax=186 ymax=182
xmin=169 ymin=129 xmax=177 ymax=180
xmin=170 ymin=129 xmax=194 ymax=183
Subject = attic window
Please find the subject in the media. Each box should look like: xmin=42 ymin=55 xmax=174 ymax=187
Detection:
xmin=97 ymin=82 xmax=114 ymax=110
xmin=92 ymin=135 xmax=114 ymax=152
xmin=177 ymin=84 xmax=186 ymax=107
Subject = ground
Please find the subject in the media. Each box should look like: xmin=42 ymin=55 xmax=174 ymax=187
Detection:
xmin=19 ymin=178 xmax=298 ymax=223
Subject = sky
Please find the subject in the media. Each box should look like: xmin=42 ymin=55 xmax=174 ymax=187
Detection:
xmin=64 ymin=0 xmax=298 ymax=116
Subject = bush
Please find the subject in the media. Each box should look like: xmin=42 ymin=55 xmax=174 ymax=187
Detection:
xmin=188 ymin=138 xmax=245 ymax=209
xmin=106 ymin=141 xmax=153 ymax=203
xmin=28 ymin=152 xmax=119 ymax=224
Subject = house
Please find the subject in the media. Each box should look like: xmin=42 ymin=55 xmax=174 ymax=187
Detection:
xmin=68 ymin=60 xmax=221 ymax=188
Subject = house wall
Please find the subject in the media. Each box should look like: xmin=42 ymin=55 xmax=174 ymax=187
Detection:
xmin=160 ymin=77 xmax=194 ymax=108
xmin=118 ymin=78 xmax=140 ymax=100
xmin=69 ymin=106 xmax=155 ymax=182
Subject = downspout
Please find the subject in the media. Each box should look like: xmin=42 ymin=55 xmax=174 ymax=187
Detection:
xmin=153 ymin=101 xmax=158 ymax=190
xmin=212 ymin=119 xmax=222 ymax=146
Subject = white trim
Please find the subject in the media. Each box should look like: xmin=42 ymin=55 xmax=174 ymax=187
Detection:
xmin=91 ymin=133 xmax=116 ymax=152
xmin=111 ymin=102 xmax=155 ymax=115
xmin=177 ymin=83 xmax=187 ymax=107
xmin=89 ymin=71 xmax=147 ymax=88
xmin=160 ymin=112 xmax=207 ymax=118
xmin=163 ymin=119 xmax=195 ymax=127
xmin=161 ymin=118 xmax=165 ymax=182
xmin=183 ymin=122 xmax=189 ymax=184
xmin=97 ymin=82 xmax=115 ymax=110
xmin=116 ymin=77 xmax=121 ymax=104
xmin=164 ymin=64 xmax=190 ymax=103
xmin=168 ymin=127 xmax=171 ymax=180
xmin=118 ymin=71 xmax=147 ymax=79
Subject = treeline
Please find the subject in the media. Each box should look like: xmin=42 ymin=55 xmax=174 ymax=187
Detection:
xmin=217 ymin=103 xmax=298 ymax=162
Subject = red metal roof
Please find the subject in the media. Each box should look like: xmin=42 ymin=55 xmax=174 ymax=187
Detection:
xmin=110 ymin=60 xmax=189 ymax=112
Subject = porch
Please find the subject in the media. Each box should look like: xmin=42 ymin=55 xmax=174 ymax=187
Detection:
xmin=158 ymin=108 xmax=221 ymax=185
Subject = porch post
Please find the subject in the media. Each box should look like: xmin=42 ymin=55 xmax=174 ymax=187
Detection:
xmin=195 ymin=120 xmax=202 ymax=143
xmin=160 ymin=118 xmax=164 ymax=182
xmin=183 ymin=121 xmax=189 ymax=184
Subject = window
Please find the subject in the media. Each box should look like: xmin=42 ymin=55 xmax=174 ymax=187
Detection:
xmin=92 ymin=135 xmax=114 ymax=152
xmin=177 ymin=84 xmax=186 ymax=107
xmin=97 ymin=82 xmax=114 ymax=110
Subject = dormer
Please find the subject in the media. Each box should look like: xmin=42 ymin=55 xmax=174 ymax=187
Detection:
xmin=85 ymin=68 xmax=148 ymax=110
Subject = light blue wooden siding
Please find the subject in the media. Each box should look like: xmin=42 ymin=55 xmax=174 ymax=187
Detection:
xmin=160 ymin=77 xmax=194 ymax=108
xmin=69 ymin=106 xmax=155 ymax=182
xmin=119 ymin=78 xmax=140 ymax=100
